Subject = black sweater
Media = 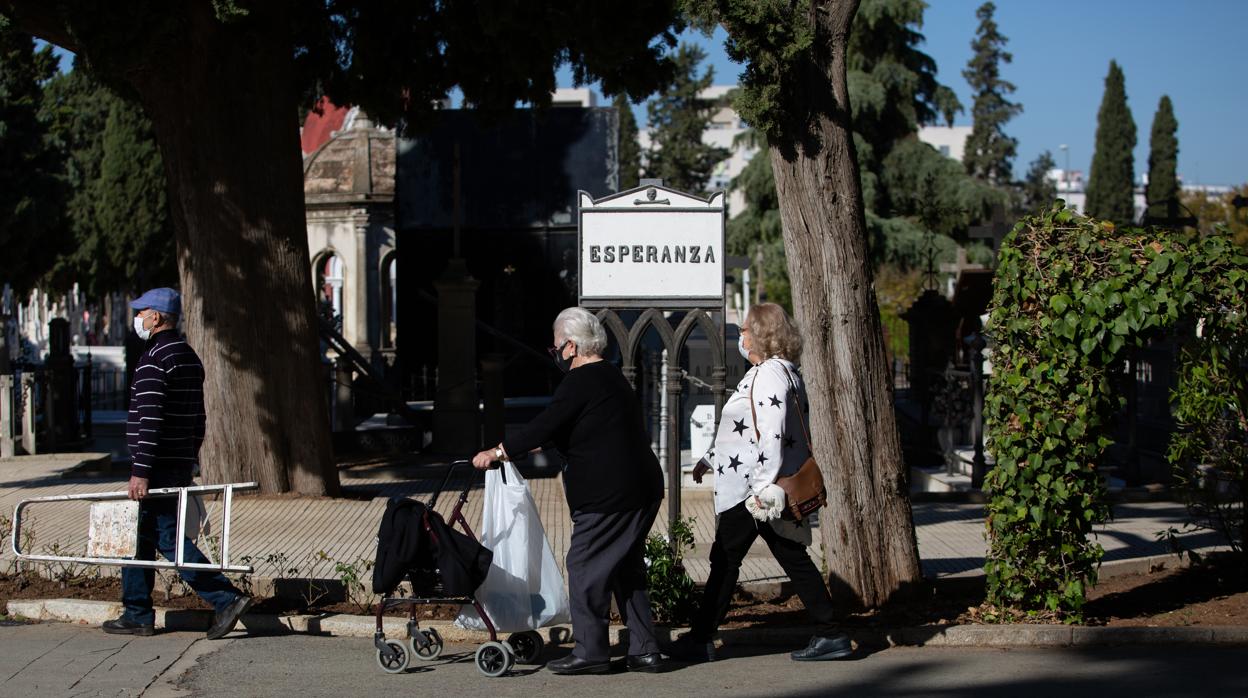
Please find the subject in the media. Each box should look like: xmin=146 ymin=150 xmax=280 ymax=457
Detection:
xmin=503 ymin=360 xmax=663 ymax=513
xmin=126 ymin=330 xmax=206 ymax=485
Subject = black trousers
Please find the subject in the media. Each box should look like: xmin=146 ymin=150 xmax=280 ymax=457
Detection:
xmin=691 ymin=500 xmax=837 ymax=639
xmin=566 ymin=501 xmax=661 ymax=661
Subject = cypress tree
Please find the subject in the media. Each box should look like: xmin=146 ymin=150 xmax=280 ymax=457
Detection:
xmin=1145 ymin=95 xmax=1179 ymax=220
xmin=962 ymin=2 xmax=1021 ymax=185
xmin=644 ymin=43 xmax=729 ymax=194
xmin=614 ymin=93 xmax=642 ymax=191
xmin=96 ymin=98 xmax=176 ymax=291
xmin=41 ymin=66 xmax=174 ymax=294
xmin=1085 ymin=60 xmax=1137 ymax=225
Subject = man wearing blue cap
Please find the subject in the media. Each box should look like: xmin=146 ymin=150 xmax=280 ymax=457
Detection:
xmin=103 ymin=287 xmax=252 ymax=639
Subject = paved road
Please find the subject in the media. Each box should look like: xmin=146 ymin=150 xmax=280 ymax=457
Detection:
xmin=5 ymin=622 xmax=1245 ymax=698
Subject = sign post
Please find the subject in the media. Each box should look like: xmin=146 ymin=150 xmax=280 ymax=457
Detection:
xmin=578 ymin=183 xmax=727 ymax=533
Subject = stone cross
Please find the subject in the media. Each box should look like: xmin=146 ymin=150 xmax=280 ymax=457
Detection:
xmin=969 ymin=204 xmax=1012 ymax=250
xmin=940 ymin=247 xmax=985 ymax=298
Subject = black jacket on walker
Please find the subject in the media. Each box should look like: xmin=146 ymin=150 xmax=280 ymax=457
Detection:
xmin=372 ymin=497 xmax=493 ymax=597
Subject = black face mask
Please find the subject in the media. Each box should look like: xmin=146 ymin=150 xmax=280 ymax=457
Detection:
xmin=551 ymin=339 xmax=575 ymax=373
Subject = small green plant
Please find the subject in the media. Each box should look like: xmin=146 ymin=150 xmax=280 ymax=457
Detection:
xmin=331 ymin=555 xmax=376 ymax=614
xmin=232 ymin=554 xmax=256 ymax=596
xmin=39 ymin=543 xmax=96 ymax=588
xmin=644 ymin=516 xmax=697 ymax=626
xmin=294 ymin=551 xmax=333 ymax=609
xmin=1168 ymin=320 xmax=1246 ymax=560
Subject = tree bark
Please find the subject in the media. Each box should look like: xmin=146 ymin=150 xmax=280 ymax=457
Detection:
xmin=6 ymin=2 xmax=339 ymax=495
xmin=769 ymin=0 xmax=921 ymax=609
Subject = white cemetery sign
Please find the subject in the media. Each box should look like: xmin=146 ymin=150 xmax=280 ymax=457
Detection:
xmin=578 ymin=184 xmax=726 ymax=308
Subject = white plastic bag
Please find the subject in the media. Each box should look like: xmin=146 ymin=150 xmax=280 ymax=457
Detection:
xmin=456 ymin=460 xmax=571 ymax=632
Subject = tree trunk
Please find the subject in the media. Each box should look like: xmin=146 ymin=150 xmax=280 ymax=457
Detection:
xmin=769 ymin=0 xmax=921 ymax=609
xmin=6 ymin=2 xmax=339 ymax=495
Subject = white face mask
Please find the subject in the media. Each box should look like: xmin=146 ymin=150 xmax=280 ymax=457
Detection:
xmin=134 ymin=314 xmax=152 ymax=341
xmin=738 ymin=332 xmax=752 ymax=362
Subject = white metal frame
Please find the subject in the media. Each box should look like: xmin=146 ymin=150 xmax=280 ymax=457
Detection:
xmin=10 ymin=482 xmax=258 ymax=573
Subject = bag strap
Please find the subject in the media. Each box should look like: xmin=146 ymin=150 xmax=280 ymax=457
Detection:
xmin=749 ymin=359 xmax=813 ymax=451
xmin=777 ymin=363 xmax=813 ymax=451
xmin=749 ymin=372 xmax=760 ymax=442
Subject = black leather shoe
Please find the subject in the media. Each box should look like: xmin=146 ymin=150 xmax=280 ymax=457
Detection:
xmin=625 ymin=652 xmax=665 ymax=673
xmin=102 ymin=617 xmax=155 ymax=636
xmin=546 ymin=654 xmax=612 ymax=675
xmin=790 ymin=633 xmax=853 ymax=661
xmin=205 ymin=595 xmax=252 ymax=640
xmin=663 ymin=634 xmax=716 ymax=663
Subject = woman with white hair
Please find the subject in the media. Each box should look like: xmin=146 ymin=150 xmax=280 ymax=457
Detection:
xmin=473 ymin=307 xmax=665 ymax=675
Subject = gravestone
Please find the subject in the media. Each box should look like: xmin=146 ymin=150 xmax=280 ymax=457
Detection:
xmin=902 ymin=289 xmax=958 ymax=420
xmin=46 ymin=318 xmax=80 ymax=447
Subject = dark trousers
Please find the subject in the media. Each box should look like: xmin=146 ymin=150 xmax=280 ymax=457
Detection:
xmin=566 ymin=501 xmax=661 ymax=661
xmin=121 ymin=497 xmax=241 ymax=625
xmin=691 ymin=500 xmax=837 ymax=639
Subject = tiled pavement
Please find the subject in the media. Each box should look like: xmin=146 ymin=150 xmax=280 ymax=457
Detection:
xmin=0 ymin=454 xmax=1226 ymax=586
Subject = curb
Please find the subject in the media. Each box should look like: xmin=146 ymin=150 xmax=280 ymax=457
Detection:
xmin=734 ymin=552 xmax=1203 ymax=600
xmin=8 ymin=598 xmax=1247 ymax=647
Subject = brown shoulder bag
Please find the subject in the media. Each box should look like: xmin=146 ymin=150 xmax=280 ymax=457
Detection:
xmin=749 ymin=362 xmax=827 ymax=520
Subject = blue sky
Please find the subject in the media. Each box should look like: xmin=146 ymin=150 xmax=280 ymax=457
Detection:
xmin=571 ymin=1 xmax=1247 ymax=187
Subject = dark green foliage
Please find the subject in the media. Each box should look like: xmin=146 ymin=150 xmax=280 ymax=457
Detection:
xmin=1084 ymin=61 xmax=1137 ymax=225
xmin=614 ymin=93 xmax=642 ymax=191
xmin=1145 ymin=95 xmax=1179 ymax=220
xmin=882 ymin=137 xmax=1008 ymax=240
xmin=725 ymin=146 xmax=791 ymax=307
xmin=961 ymin=2 xmax=1020 ymax=185
xmin=689 ymin=0 xmax=999 ymax=270
xmin=644 ymin=43 xmax=730 ymax=194
xmin=1019 ymin=150 xmax=1057 ymax=216
xmin=293 ymin=1 xmax=684 ymax=126
xmin=847 ymin=0 xmax=963 ymax=155
xmin=644 ymin=516 xmax=698 ymax=625
xmin=985 ymin=202 xmax=1248 ymax=620
xmin=95 ymin=98 xmax=176 ymax=290
xmin=0 ymin=25 xmax=64 ymax=292
xmin=39 ymin=66 xmax=174 ymax=295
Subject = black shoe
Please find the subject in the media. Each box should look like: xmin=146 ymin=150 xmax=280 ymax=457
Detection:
xmin=625 ymin=653 xmax=665 ymax=673
xmin=102 ymin=617 xmax=155 ymax=636
xmin=790 ymin=633 xmax=853 ymax=661
xmin=205 ymin=595 xmax=252 ymax=640
xmin=663 ymin=634 xmax=716 ymax=663
xmin=546 ymin=653 xmax=612 ymax=675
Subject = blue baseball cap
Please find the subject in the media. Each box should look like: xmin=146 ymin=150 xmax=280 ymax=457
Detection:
xmin=129 ymin=288 xmax=182 ymax=315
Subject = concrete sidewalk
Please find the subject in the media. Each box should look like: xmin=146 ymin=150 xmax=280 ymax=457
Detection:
xmin=0 ymin=453 xmax=1227 ymax=587
xmin=3 ymin=621 xmax=1246 ymax=698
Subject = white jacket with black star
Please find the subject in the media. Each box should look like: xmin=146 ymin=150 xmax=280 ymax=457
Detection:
xmin=700 ymin=357 xmax=812 ymax=515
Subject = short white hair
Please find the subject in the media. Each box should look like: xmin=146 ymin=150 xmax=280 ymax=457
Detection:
xmin=554 ymin=307 xmax=608 ymax=357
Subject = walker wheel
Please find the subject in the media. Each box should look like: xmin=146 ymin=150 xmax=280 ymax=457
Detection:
xmin=376 ymin=639 xmax=410 ymax=674
xmin=506 ymin=631 xmax=544 ymax=664
xmin=410 ymin=629 xmax=444 ymax=660
xmin=474 ymin=641 xmax=513 ymax=678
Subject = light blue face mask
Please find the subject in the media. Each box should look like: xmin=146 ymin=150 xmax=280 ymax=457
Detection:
xmin=738 ymin=332 xmax=751 ymax=361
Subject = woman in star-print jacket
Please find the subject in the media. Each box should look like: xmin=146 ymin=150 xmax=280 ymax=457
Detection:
xmin=666 ymin=303 xmax=853 ymax=664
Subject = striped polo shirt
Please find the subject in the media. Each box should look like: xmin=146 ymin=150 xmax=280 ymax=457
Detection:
xmin=126 ymin=330 xmax=206 ymax=485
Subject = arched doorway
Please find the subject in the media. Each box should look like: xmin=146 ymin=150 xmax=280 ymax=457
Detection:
xmin=380 ymin=252 xmax=397 ymax=349
xmin=314 ymin=251 xmax=345 ymax=331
